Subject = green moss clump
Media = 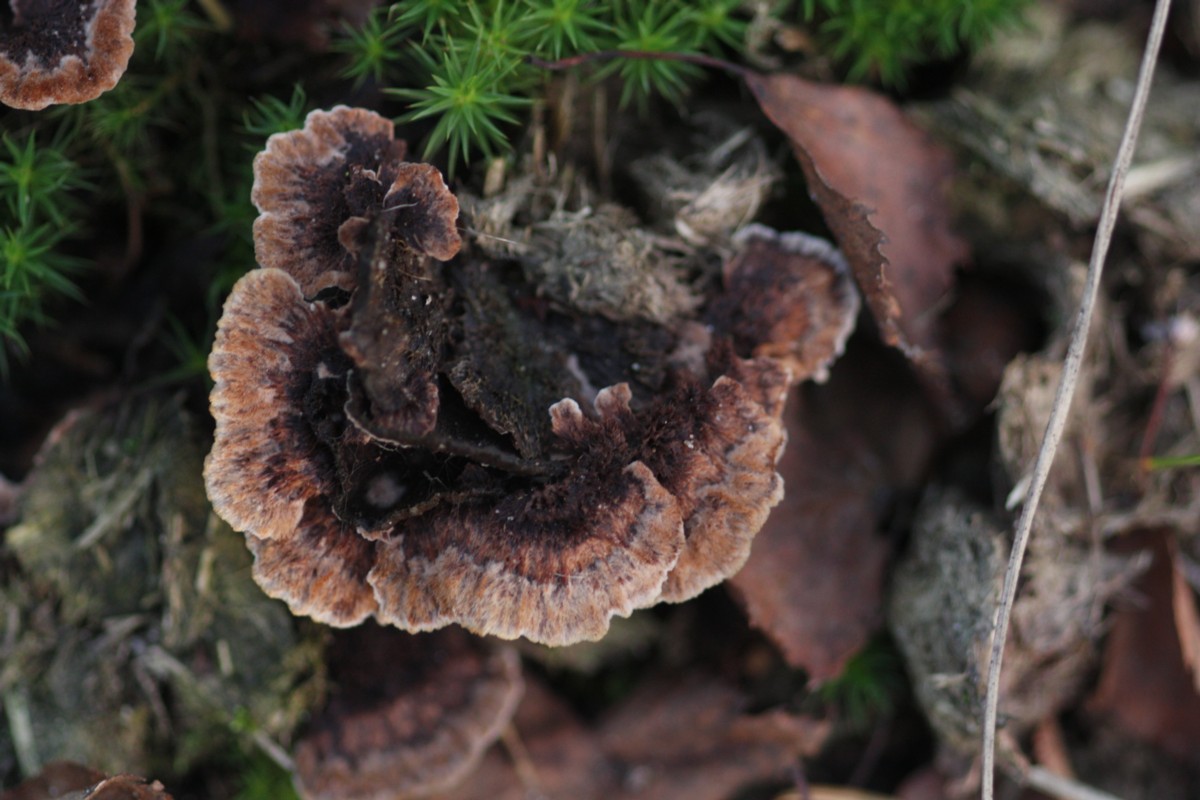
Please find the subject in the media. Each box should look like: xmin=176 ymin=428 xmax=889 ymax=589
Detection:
xmin=803 ymin=0 xmax=1034 ymax=86
xmin=0 ymin=133 xmax=87 ymax=373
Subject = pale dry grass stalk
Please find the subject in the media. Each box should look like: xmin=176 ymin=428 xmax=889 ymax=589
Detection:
xmin=980 ymin=2 xmax=1174 ymax=799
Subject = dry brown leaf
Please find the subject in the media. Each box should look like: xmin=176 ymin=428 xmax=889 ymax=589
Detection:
xmin=744 ymin=73 xmax=967 ymax=371
xmin=894 ymin=766 xmax=949 ymax=800
xmin=438 ymin=678 xmax=827 ymax=800
xmin=1087 ymin=529 xmax=1200 ymax=760
xmin=1168 ymin=535 xmax=1200 ymax=693
xmin=731 ymin=342 xmax=938 ymax=681
xmin=597 ymin=678 xmax=828 ymax=800
xmin=730 ymin=408 xmax=888 ymax=681
xmin=432 ymin=681 xmax=605 ymax=800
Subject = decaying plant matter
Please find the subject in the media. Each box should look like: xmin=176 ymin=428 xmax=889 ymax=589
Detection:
xmin=205 ymin=106 xmax=859 ymax=646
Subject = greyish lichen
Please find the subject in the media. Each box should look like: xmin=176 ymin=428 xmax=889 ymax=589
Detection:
xmin=1 ymin=395 xmax=325 ymax=779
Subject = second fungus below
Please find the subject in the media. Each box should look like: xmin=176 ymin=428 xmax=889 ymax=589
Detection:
xmin=205 ymin=106 xmax=860 ymax=646
xmin=293 ymin=626 xmax=523 ymax=800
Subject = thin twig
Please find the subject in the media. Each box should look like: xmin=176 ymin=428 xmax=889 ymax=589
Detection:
xmin=980 ymin=3 xmax=1173 ymax=799
xmin=252 ymin=729 xmax=296 ymax=773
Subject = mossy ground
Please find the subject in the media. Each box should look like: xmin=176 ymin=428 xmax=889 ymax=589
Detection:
xmin=2 ymin=2 xmax=1199 ymax=798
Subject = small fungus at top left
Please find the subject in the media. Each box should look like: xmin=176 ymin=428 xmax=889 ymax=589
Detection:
xmin=206 ymin=106 xmax=860 ymax=646
xmin=0 ymin=0 xmax=137 ymax=110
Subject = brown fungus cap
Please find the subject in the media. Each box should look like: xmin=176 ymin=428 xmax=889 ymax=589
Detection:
xmin=293 ymin=626 xmax=523 ymax=800
xmin=0 ymin=0 xmax=136 ymax=110
xmin=646 ymin=369 xmax=790 ymax=603
xmin=205 ymin=268 xmax=378 ymax=626
xmin=710 ymin=223 xmax=859 ymax=384
xmin=207 ymin=265 xmax=687 ymax=643
xmin=207 ymin=106 xmax=860 ymax=645
xmin=252 ymin=106 xmax=461 ymax=297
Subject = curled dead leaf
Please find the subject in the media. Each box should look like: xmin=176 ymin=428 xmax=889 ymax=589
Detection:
xmin=745 ymin=72 xmax=968 ymax=412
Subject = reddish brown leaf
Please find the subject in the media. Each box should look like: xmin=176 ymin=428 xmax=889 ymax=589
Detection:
xmin=730 ymin=408 xmax=888 ymax=681
xmin=1086 ymin=529 xmax=1200 ymax=760
xmin=730 ymin=342 xmax=939 ymax=680
xmin=438 ymin=678 xmax=826 ymax=800
xmin=744 ymin=73 xmax=967 ymax=367
xmin=434 ymin=681 xmax=606 ymax=800
xmin=596 ymin=679 xmax=828 ymax=800
xmin=895 ymin=766 xmax=950 ymax=800
xmin=1168 ymin=536 xmax=1200 ymax=693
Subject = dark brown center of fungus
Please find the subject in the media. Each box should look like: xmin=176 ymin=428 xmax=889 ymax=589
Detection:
xmin=208 ymin=106 xmax=858 ymax=643
xmin=2 ymin=0 xmax=92 ymax=65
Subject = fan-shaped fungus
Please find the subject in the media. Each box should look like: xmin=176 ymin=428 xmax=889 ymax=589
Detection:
xmin=205 ymin=106 xmax=859 ymax=645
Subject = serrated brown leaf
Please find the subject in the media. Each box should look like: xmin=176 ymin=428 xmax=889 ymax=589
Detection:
xmin=744 ymin=72 xmax=967 ymax=375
